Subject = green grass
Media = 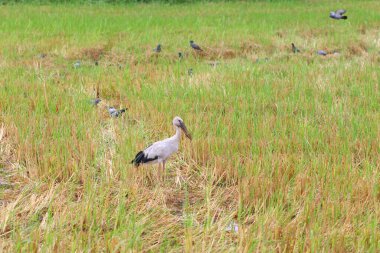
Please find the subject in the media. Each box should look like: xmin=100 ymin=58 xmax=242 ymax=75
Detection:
xmin=0 ymin=1 xmax=379 ymax=251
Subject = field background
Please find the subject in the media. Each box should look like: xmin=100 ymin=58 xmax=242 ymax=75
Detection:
xmin=0 ymin=0 xmax=379 ymax=252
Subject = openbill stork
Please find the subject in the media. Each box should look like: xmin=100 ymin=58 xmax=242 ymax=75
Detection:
xmin=131 ymin=116 xmax=192 ymax=178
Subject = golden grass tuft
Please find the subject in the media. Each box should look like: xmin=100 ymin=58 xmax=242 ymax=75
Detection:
xmin=347 ymin=41 xmax=368 ymax=56
xmin=240 ymin=40 xmax=261 ymax=54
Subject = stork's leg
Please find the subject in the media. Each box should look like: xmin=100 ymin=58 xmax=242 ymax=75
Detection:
xmin=162 ymin=160 xmax=166 ymax=181
xmin=157 ymin=163 xmax=162 ymax=182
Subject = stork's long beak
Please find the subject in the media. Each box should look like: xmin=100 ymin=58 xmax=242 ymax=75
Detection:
xmin=179 ymin=122 xmax=192 ymax=140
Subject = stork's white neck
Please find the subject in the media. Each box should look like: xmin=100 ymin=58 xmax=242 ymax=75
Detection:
xmin=172 ymin=126 xmax=181 ymax=141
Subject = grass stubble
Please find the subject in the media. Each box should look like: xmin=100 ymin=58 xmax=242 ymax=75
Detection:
xmin=0 ymin=1 xmax=379 ymax=252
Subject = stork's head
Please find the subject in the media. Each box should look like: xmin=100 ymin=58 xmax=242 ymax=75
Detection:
xmin=173 ymin=116 xmax=192 ymax=140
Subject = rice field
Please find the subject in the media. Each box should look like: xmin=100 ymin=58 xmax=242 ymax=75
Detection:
xmin=0 ymin=1 xmax=379 ymax=251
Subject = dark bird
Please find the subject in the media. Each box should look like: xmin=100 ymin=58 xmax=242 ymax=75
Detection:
xmin=291 ymin=43 xmax=301 ymax=53
xmin=95 ymin=61 xmax=99 ymax=66
xmin=317 ymin=50 xmax=328 ymax=56
xmin=90 ymin=98 xmax=101 ymax=105
xmin=255 ymin=57 xmax=269 ymax=63
xmin=188 ymin=68 xmax=193 ymax=76
xmin=153 ymin=44 xmax=161 ymax=53
xmin=190 ymin=40 xmax=203 ymax=51
xmin=330 ymin=9 xmax=348 ymax=20
xmin=38 ymin=53 xmax=47 ymax=59
xmin=73 ymin=60 xmax=81 ymax=68
xmin=178 ymin=52 xmax=183 ymax=59
xmin=107 ymin=106 xmax=127 ymax=118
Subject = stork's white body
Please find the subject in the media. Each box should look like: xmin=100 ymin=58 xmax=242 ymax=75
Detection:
xmin=143 ymin=128 xmax=181 ymax=164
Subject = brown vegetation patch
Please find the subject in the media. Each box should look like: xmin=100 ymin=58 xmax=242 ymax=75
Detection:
xmin=67 ymin=42 xmax=114 ymax=61
xmin=0 ymin=124 xmax=30 ymax=246
xmin=358 ymin=24 xmax=367 ymax=35
xmin=0 ymin=124 xmax=29 ymax=193
xmin=0 ymin=124 xmax=16 ymax=168
xmin=240 ymin=40 xmax=261 ymax=54
xmin=81 ymin=46 xmax=105 ymax=61
xmin=189 ymin=47 xmax=236 ymax=61
xmin=165 ymin=191 xmax=188 ymax=216
xmin=166 ymin=191 xmax=183 ymax=209
xmin=299 ymin=28 xmax=330 ymax=38
xmin=276 ymin=31 xmax=284 ymax=38
xmin=348 ymin=41 xmax=368 ymax=56
xmin=102 ymin=51 xmax=129 ymax=68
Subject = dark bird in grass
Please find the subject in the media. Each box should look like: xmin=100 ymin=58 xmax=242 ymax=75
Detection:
xmin=190 ymin=40 xmax=203 ymax=51
xmin=291 ymin=43 xmax=300 ymax=53
xmin=153 ymin=44 xmax=161 ymax=53
xmin=74 ymin=60 xmax=81 ymax=68
xmin=255 ymin=57 xmax=269 ymax=63
xmin=95 ymin=61 xmax=99 ymax=66
xmin=317 ymin=50 xmax=327 ymax=56
xmin=330 ymin=9 xmax=348 ymax=20
xmin=178 ymin=52 xmax=183 ymax=59
xmin=38 ymin=53 xmax=47 ymax=59
xmin=90 ymin=98 xmax=101 ymax=106
xmin=108 ymin=106 xmax=127 ymax=118
xmin=188 ymin=68 xmax=193 ymax=76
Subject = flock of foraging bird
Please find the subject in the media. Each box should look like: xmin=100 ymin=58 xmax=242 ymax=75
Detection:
xmin=83 ymin=9 xmax=348 ymax=178
xmin=86 ymin=40 xmax=205 ymax=178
